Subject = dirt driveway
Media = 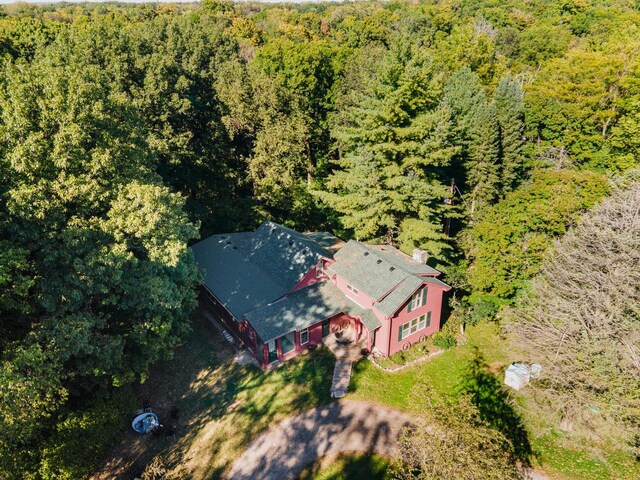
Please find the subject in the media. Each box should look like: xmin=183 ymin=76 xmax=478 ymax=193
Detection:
xmin=225 ymin=400 xmax=412 ymax=480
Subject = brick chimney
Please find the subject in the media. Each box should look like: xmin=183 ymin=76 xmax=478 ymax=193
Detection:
xmin=412 ymin=248 xmax=428 ymax=264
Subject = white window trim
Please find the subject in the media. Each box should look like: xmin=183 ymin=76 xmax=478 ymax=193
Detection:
xmin=300 ymin=328 xmax=309 ymax=345
xmin=399 ymin=313 xmax=430 ymax=340
xmin=410 ymin=290 xmax=424 ymax=310
xmin=346 ymin=283 xmax=359 ymax=295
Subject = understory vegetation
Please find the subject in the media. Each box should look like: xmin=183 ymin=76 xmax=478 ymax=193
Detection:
xmin=0 ymin=0 xmax=638 ymax=479
xmin=298 ymin=453 xmax=392 ymax=480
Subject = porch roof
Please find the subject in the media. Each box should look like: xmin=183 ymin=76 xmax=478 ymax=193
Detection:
xmin=348 ymin=305 xmax=382 ymax=332
xmin=245 ymin=280 xmax=380 ymax=343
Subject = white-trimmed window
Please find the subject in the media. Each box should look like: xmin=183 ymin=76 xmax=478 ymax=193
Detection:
xmin=316 ymin=264 xmax=323 ymax=278
xmin=407 ymin=288 xmax=427 ymax=312
xmin=346 ymin=283 xmax=358 ymax=295
xmin=300 ymin=328 xmax=309 ymax=345
xmin=398 ymin=312 xmax=431 ymax=340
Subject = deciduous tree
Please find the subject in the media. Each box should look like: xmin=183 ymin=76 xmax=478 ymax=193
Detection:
xmin=506 ymin=179 xmax=640 ymax=453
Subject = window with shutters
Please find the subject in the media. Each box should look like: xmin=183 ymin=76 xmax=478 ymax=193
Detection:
xmin=408 ymin=287 xmax=427 ymax=312
xmin=398 ymin=312 xmax=432 ymax=340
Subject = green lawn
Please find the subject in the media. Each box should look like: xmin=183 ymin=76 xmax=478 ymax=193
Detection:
xmin=373 ymin=339 xmax=432 ymax=370
xmin=298 ymin=453 xmax=391 ymax=480
xmin=95 ymin=317 xmax=639 ymax=480
xmin=532 ymin=435 xmax=640 ymax=480
xmin=350 ymin=322 xmax=507 ymax=410
xmin=350 ymin=322 xmax=640 ymax=480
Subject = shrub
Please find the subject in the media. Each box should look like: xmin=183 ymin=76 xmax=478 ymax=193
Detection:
xmin=433 ymin=332 xmax=456 ymax=349
xmin=468 ymin=294 xmax=503 ymax=325
xmin=38 ymin=388 xmax=136 ymax=480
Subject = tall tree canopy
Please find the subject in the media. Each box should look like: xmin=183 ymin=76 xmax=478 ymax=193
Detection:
xmin=0 ymin=22 xmax=200 ymax=477
xmin=1 ymin=0 xmax=640 ymax=476
xmin=319 ymin=42 xmax=458 ymax=257
xmin=461 ymin=169 xmax=609 ymax=298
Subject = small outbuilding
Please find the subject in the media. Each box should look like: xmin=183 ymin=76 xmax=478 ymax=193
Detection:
xmin=504 ymin=363 xmax=542 ymax=391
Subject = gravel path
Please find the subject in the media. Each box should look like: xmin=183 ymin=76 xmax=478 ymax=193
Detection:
xmin=330 ymin=359 xmax=352 ymax=398
xmin=225 ymin=400 xmax=412 ymax=480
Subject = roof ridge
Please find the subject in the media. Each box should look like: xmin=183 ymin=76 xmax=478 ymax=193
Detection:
xmin=346 ymin=241 xmax=420 ymax=283
xmin=360 ymin=243 xmax=415 ymax=277
xmin=363 ymin=242 xmax=440 ymax=276
xmin=259 ymin=220 xmax=331 ymax=257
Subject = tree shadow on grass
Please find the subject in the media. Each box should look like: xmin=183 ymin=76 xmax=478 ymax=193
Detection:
xmin=298 ymin=452 xmax=391 ymax=480
xmin=165 ymin=343 xmax=335 ymax=479
xmin=92 ymin=309 xmax=336 ymax=480
xmin=460 ymin=347 xmax=533 ymax=466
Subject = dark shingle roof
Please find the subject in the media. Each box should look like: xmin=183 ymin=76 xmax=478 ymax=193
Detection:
xmin=246 ymin=222 xmax=330 ymax=288
xmin=327 ymin=241 xmax=408 ymax=299
xmin=192 ymin=223 xmax=449 ymax=340
xmin=327 ymin=240 xmax=451 ymax=318
xmin=191 ymin=222 xmax=332 ymax=320
xmin=303 ymin=232 xmax=345 ymax=254
xmin=366 ymin=244 xmax=440 ymax=275
xmin=245 ymin=280 xmax=381 ymax=343
xmin=348 ymin=305 xmax=382 ymax=332
xmin=191 ymin=232 xmax=287 ymax=319
xmin=375 ymin=276 xmax=424 ymax=317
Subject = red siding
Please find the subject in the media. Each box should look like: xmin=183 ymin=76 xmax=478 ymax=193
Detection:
xmin=291 ymin=266 xmax=323 ymax=292
xmin=332 ymin=275 xmax=375 ymax=308
xmin=255 ymin=318 xmax=330 ymax=369
xmin=371 ymin=309 xmax=391 ymax=354
xmin=308 ymin=322 xmax=324 ymax=345
xmin=204 ymin=267 xmax=448 ymax=366
xmin=387 ymin=285 xmax=446 ymax=356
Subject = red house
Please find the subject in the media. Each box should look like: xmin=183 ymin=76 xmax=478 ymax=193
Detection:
xmin=192 ymin=221 xmax=451 ymax=368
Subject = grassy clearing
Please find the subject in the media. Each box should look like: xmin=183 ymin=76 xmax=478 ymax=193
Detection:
xmin=298 ymin=453 xmax=391 ymax=480
xmin=351 ymin=322 xmax=639 ymax=480
xmin=91 ymin=311 xmax=334 ymax=479
xmin=350 ymin=322 xmax=507 ymax=410
xmin=373 ymin=340 xmax=433 ymax=369
xmin=94 ymin=316 xmax=639 ymax=480
xmin=532 ymin=436 xmax=640 ymax=480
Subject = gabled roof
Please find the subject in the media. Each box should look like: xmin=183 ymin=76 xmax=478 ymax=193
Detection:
xmin=246 ymin=221 xmax=330 ymax=289
xmin=191 ymin=232 xmax=287 ymax=319
xmin=375 ymin=276 xmax=424 ymax=317
xmin=327 ymin=241 xmax=408 ymax=299
xmin=327 ymin=240 xmax=451 ymax=318
xmin=191 ymin=221 xmax=332 ymax=320
xmin=366 ymin=244 xmax=440 ymax=276
xmin=245 ymin=280 xmax=381 ymax=343
xmin=192 ymin=223 xmax=450 ymax=340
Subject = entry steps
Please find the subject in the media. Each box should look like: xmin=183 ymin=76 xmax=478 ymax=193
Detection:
xmin=203 ymin=310 xmax=235 ymax=344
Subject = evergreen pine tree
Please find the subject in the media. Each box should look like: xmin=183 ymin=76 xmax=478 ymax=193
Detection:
xmin=442 ymin=68 xmax=487 ymax=152
xmin=493 ymin=75 xmax=525 ymax=193
xmin=319 ymin=45 xmax=457 ymax=257
xmin=467 ymin=103 xmax=501 ymax=215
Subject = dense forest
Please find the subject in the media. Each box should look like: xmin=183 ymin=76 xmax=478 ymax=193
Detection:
xmin=0 ymin=0 xmax=638 ymax=478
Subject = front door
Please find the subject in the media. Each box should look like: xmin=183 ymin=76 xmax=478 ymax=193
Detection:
xmin=267 ymin=340 xmax=278 ymax=363
xmin=322 ymin=320 xmax=330 ymax=338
